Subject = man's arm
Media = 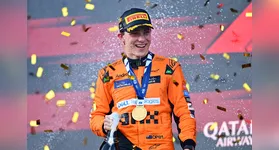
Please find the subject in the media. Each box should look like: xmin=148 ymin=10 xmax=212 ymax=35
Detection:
xmin=167 ymin=62 xmax=197 ymax=150
xmin=89 ymin=69 xmax=113 ymax=137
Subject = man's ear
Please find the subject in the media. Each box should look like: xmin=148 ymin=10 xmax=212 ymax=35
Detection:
xmin=118 ymin=33 xmax=125 ymax=45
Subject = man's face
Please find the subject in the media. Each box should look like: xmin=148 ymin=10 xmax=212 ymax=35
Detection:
xmin=118 ymin=26 xmax=152 ymax=59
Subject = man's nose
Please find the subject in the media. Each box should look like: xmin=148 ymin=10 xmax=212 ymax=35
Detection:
xmin=138 ymin=33 xmax=146 ymax=41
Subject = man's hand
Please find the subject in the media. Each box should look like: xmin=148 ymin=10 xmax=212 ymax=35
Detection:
xmin=103 ymin=115 xmax=113 ymax=132
xmin=184 ymin=149 xmax=190 ymax=150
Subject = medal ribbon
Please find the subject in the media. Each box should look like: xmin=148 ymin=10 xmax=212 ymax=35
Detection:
xmin=124 ymin=52 xmax=153 ymax=105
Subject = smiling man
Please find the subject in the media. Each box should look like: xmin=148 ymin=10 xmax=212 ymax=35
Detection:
xmin=90 ymin=8 xmax=197 ymax=150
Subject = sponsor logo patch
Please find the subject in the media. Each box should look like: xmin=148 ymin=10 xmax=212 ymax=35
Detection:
xmin=124 ymin=12 xmax=149 ymax=24
xmin=117 ymin=98 xmax=160 ymax=109
xmin=114 ymin=79 xmax=132 ymax=89
xmin=146 ymin=135 xmax=164 ymax=139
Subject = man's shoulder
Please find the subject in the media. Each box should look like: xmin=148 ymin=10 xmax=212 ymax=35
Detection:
xmin=98 ymin=59 xmax=123 ymax=74
xmin=153 ymin=54 xmax=180 ymax=69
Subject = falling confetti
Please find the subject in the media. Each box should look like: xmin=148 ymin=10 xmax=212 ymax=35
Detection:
xmin=85 ymin=0 xmax=91 ymax=2
xmin=56 ymin=100 xmax=66 ymax=107
xmin=204 ymin=0 xmax=210 ymax=6
xmin=70 ymin=19 xmax=76 ymax=26
xmin=238 ymin=113 xmax=244 ymax=120
xmin=172 ymin=137 xmax=176 ymax=142
xmin=210 ymin=74 xmax=220 ymax=80
xmin=186 ymin=83 xmax=190 ymax=92
xmin=27 ymin=15 xmax=31 ymax=20
xmin=61 ymin=7 xmax=68 ymax=17
xmin=177 ymin=33 xmax=184 ymax=40
xmin=93 ymin=101 xmax=97 ymax=111
xmin=61 ymin=31 xmax=71 ymax=37
xmin=128 ymin=75 xmax=135 ymax=80
xmin=36 ymin=67 xmax=44 ymax=78
xmin=60 ymin=64 xmax=69 ymax=70
xmin=210 ymin=122 xmax=218 ymax=130
xmin=44 ymin=130 xmax=54 ymax=133
xmin=244 ymin=53 xmax=251 ymax=57
xmin=246 ymin=12 xmax=252 ymax=17
xmin=108 ymin=26 xmax=119 ymax=32
xmin=230 ymin=8 xmax=239 ymax=13
xmin=70 ymin=41 xmax=78 ymax=45
xmin=150 ymin=4 xmax=158 ymax=9
xmin=29 ymin=120 xmax=40 ymax=127
xmin=30 ymin=127 xmax=36 ymax=135
xmin=85 ymin=3 xmax=95 ymax=10
xmin=203 ymin=98 xmax=208 ymax=104
xmin=44 ymin=145 xmax=50 ymax=150
xmin=217 ymin=133 xmax=226 ymax=138
xmin=242 ymin=63 xmax=251 ymax=68
xmin=217 ymin=3 xmax=223 ymax=8
xmin=89 ymin=87 xmax=95 ymax=93
xmin=220 ymin=25 xmax=225 ymax=31
xmin=243 ymin=83 xmax=251 ymax=92
xmin=233 ymin=139 xmax=241 ymax=144
xmin=199 ymin=54 xmax=205 ymax=60
xmin=171 ymin=57 xmax=178 ymax=61
xmin=198 ymin=25 xmax=204 ymax=29
xmin=121 ymin=52 xmax=127 ymax=58
xmin=63 ymin=82 xmax=72 ymax=89
xmin=172 ymin=80 xmax=179 ymax=86
xmin=45 ymin=90 xmax=55 ymax=101
xmin=217 ymin=106 xmax=226 ymax=112
xmin=82 ymin=24 xmax=91 ymax=32
xmin=31 ymin=54 xmax=37 ymax=65
xmin=233 ymin=72 xmax=237 ymax=76
xmin=191 ymin=43 xmax=195 ymax=50
xmin=90 ymin=93 xmax=95 ymax=99
xmin=223 ymin=53 xmax=230 ymax=60
xmin=194 ymin=74 xmax=200 ymax=82
xmin=83 ymin=137 xmax=88 ymax=145
xmin=145 ymin=0 xmax=151 ymax=6
xmin=91 ymin=82 xmax=96 ymax=87
xmin=72 ymin=112 xmax=79 ymax=123
xmin=215 ymin=88 xmax=221 ymax=93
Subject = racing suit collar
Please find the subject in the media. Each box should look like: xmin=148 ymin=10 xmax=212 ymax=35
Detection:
xmin=127 ymin=54 xmax=148 ymax=69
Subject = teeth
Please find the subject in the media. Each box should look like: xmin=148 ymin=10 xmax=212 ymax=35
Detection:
xmin=135 ymin=44 xmax=146 ymax=48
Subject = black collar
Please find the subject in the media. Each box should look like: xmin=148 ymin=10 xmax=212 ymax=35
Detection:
xmin=122 ymin=52 xmax=154 ymax=69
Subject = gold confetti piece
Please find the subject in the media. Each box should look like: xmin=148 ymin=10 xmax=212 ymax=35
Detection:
xmin=44 ymin=145 xmax=50 ymax=150
xmin=72 ymin=112 xmax=79 ymax=123
xmin=30 ymin=127 xmax=36 ymax=135
xmin=128 ymin=75 xmax=135 ymax=80
xmin=203 ymin=98 xmax=208 ymax=104
xmin=242 ymin=63 xmax=251 ymax=68
xmin=216 ymin=133 xmax=226 ymax=138
xmin=29 ymin=120 xmax=40 ymax=127
xmin=220 ymin=25 xmax=225 ymax=31
xmin=246 ymin=12 xmax=252 ymax=17
xmin=85 ymin=0 xmax=91 ymax=2
xmin=217 ymin=106 xmax=226 ymax=112
xmin=200 ymin=54 xmax=205 ymax=60
xmin=61 ymin=31 xmax=70 ymax=37
xmin=63 ymin=82 xmax=72 ymax=89
xmin=91 ymin=82 xmax=96 ymax=87
xmin=45 ymin=90 xmax=55 ymax=101
xmin=85 ymin=3 xmax=95 ymax=10
xmin=244 ymin=53 xmax=251 ymax=57
xmin=191 ymin=43 xmax=195 ymax=50
xmin=172 ymin=80 xmax=179 ymax=86
xmin=31 ymin=54 xmax=37 ymax=65
xmin=171 ymin=57 xmax=178 ymax=61
xmin=215 ymin=88 xmax=221 ymax=93
xmin=60 ymin=64 xmax=69 ymax=70
xmin=108 ymin=26 xmax=119 ymax=32
xmin=56 ymin=100 xmax=66 ymax=107
xmin=210 ymin=122 xmax=218 ymax=131
xmin=145 ymin=0 xmax=151 ymax=6
xmin=90 ymin=93 xmax=95 ymax=99
xmin=108 ymin=63 xmax=115 ymax=71
xmin=172 ymin=137 xmax=175 ymax=142
xmin=238 ymin=113 xmax=244 ymax=120
xmin=186 ymin=83 xmax=190 ymax=92
xmin=223 ymin=53 xmax=230 ymax=60
xmin=44 ymin=130 xmax=53 ymax=133
xmin=210 ymin=74 xmax=220 ymax=80
xmin=35 ymin=67 xmax=44 ymax=78
xmin=83 ymin=137 xmax=88 ymax=145
xmin=177 ymin=33 xmax=184 ymax=40
xmin=61 ymin=7 xmax=68 ymax=17
xmin=93 ymin=101 xmax=97 ymax=111
xmin=89 ymin=87 xmax=95 ymax=93
xmin=233 ymin=139 xmax=241 ymax=144
xmin=70 ymin=19 xmax=76 ymax=26
xmin=243 ymin=83 xmax=251 ymax=92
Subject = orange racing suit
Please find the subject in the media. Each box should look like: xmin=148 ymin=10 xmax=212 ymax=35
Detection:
xmin=90 ymin=53 xmax=196 ymax=150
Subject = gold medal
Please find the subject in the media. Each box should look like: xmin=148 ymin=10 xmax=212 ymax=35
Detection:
xmin=132 ymin=106 xmax=147 ymax=121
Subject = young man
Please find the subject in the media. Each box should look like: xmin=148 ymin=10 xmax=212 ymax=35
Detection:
xmin=90 ymin=8 xmax=196 ymax=150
